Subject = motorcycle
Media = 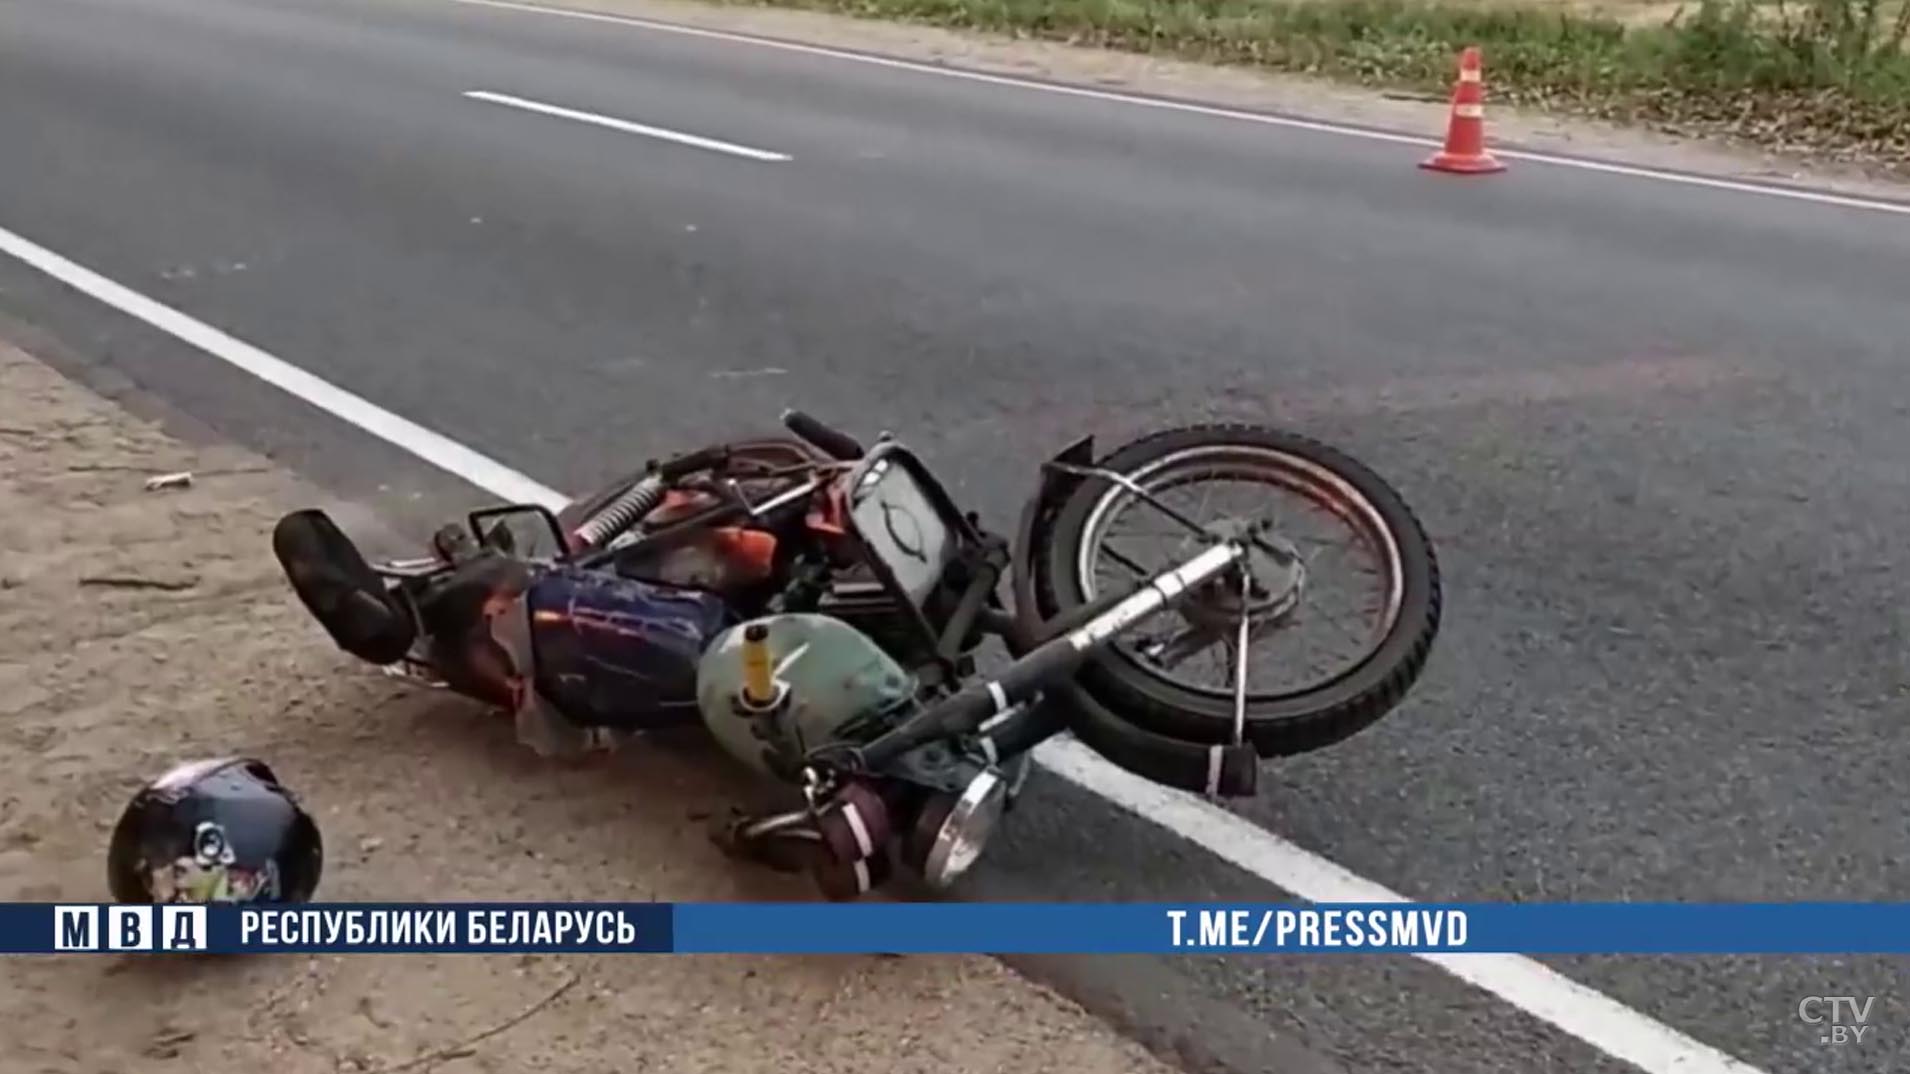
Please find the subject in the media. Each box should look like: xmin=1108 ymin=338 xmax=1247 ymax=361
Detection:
xmin=271 ymin=410 xmax=1441 ymax=900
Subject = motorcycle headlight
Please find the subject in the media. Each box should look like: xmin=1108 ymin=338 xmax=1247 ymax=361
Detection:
xmin=916 ymin=768 xmax=1008 ymax=889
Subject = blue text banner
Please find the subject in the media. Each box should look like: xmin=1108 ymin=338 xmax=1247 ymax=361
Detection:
xmin=7 ymin=902 xmax=1910 ymax=955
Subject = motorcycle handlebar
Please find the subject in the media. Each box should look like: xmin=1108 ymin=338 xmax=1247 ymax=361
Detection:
xmin=782 ymin=409 xmax=865 ymax=461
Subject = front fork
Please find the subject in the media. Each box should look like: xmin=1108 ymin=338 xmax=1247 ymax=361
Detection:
xmin=720 ymin=535 xmax=1253 ymax=901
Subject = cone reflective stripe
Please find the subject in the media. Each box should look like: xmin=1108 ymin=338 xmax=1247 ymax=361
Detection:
xmin=1421 ymin=46 xmax=1506 ymax=175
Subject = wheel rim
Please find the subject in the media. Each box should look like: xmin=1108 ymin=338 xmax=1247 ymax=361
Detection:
xmin=1074 ymin=444 xmax=1407 ymax=701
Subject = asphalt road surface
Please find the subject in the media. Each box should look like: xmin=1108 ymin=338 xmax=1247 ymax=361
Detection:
xmin=3 ymin=0 xmax=1909 ymax=1071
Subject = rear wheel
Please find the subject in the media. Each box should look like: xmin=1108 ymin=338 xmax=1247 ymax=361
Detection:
xmin=1035 ymin=424 xmax=1441 ymax=758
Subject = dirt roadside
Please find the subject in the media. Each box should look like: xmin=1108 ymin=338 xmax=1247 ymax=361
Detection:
xmin=0 ymin=339 xmax=1178 ymax=1074
xmin=484 ymin=0 xmax=1910 ymax=199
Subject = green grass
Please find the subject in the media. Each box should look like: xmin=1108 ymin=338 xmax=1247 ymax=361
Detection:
xmin=727 ymin=0 xmax=1910 ymax=164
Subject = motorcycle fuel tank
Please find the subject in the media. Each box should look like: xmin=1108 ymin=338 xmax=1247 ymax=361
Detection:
xmin=696 ymin=614 xmax=919 ymax=780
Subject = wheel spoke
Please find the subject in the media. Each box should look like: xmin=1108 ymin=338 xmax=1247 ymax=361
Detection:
xmin=1077 ymin=444 xmax=1406 ymax=702
xmin=1096 ymin=541 xmax=1154 ymax=580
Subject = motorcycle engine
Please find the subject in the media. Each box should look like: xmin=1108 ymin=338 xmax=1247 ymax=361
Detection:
xmin=694 ymin=613 xmax=921 ymax=781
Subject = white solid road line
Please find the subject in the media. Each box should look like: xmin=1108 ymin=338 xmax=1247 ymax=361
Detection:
xmin=464 ymin=89 xmax=792 ymax=161
xmin=0 ymin=227 xmax=564 ymax=512
xmin=1034 ymin=738 xmax=1767 ymax=1074
xmin=445 ymin=0 xmax=1910 ymax=219
xmin=0 ymin=216 xmax=1770 ymax=1074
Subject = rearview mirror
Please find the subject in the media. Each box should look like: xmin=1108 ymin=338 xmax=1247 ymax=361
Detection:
xmin=467 ymin=505 xmax=569 ymax=561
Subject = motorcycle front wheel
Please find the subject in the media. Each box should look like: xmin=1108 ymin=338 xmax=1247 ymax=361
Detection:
xmin=1034 ymin=424 xmax=1442 ymax=758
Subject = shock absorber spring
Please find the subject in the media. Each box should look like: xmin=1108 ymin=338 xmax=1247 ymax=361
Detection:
xmin=572 ymin=475 xmax=665 ymax=549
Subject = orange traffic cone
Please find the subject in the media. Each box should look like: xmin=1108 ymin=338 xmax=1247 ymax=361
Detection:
xmin=1420 ymin=47 xmax=1505 ymax=175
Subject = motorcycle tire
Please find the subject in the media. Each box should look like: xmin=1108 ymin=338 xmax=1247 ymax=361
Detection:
xmin=1034 ymin=424 xmax=1442 ymax=759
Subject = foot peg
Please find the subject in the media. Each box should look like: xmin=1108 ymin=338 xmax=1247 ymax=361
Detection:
xmin=272 ymin=509 xmax=418 ymax=665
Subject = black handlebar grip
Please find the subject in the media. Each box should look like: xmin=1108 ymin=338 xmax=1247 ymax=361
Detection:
xmin=782 ymin=409 xmax=865 ymax=460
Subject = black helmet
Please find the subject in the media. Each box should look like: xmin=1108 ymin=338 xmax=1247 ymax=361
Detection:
xmin=107 ymin=758 xmax=323 ymax=905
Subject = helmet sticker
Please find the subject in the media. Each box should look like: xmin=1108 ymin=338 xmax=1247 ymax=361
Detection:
xmin=193 ymin=820 xmax=231 ymax=866
xmin=148 ymin=821 xmax=283 ymax=904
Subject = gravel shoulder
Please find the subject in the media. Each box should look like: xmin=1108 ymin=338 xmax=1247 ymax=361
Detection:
xmin=0 ymin=338 xmax=1175 ymax=1074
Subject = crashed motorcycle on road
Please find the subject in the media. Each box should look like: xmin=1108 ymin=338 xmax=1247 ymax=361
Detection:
xmin=272 ymin=410 xmax=1441 ymax=899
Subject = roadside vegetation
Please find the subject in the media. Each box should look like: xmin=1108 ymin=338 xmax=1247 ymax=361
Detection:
xmin=732 ymin=0 xmax=1910 ymax=168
